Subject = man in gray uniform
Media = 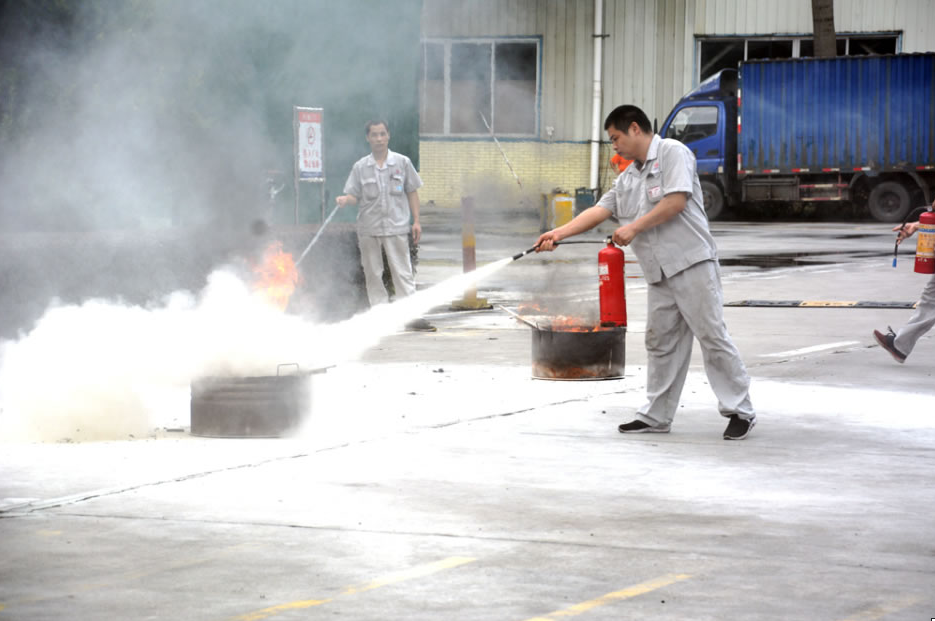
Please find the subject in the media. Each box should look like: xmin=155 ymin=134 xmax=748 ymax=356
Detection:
xmin=536 ymin=105 xmax=756 ymax=440
xmin=337 ymin=120 xmax=435 ymax=331
xmin=873 ymin=201 xmax=935 ymax=362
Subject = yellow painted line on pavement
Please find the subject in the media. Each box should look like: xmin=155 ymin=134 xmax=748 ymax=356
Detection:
xmin=523 ymin=573 xmax=691 ymax=620
xmin=835 ymin=595 xmax=921 ymax=621
xmin=230 ymin=556 xmax=476 ymax=621
xmin=799 ymin=300 xmax=858 ymax=307
xmin=230 ymin=598 xmax=331 ymax=621
xmin=340 ymin=556 xmax=476 ymax=596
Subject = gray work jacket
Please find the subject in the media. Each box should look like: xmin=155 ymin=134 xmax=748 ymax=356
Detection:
xmin=343 ymin=150 xmax=423 ymax=236
xmin=596 ymin=134 xmax=717 ymax=283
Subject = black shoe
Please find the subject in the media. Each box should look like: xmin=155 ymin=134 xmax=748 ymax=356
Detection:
xmin=723 ymin=414 xmax=756 ymax=440
xmin=873 ymin=327 xmax=906 ymax=363
xmin=405 ymin=318 xmax=437 ymax=332
xmin=618 ymin=420 xmax=670 ymax=434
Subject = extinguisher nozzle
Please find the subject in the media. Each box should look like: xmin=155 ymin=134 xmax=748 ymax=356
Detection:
xmin=512 ymin=245 xmax=539 ymax=261
xmin=892 ymin=257 xmax=898 ymax=268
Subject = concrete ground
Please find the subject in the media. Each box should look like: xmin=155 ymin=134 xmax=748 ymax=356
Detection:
xmin=1 ymin=208 xmax=933 ymax=621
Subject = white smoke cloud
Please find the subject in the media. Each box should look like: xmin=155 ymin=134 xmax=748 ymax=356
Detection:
xmin=0 ymin=258 xmax=511 ymax=443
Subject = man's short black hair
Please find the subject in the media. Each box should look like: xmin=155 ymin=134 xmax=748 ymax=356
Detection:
xmin=366 ymin=119 xmax=389 ymax=135
xmin=604 ymin=105 xmax=652 ymax=134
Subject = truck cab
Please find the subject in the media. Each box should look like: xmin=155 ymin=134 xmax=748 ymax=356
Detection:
xmin=659 ymin=70 xmax=738 ymax=219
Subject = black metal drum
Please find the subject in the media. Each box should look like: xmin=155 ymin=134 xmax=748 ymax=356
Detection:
xmin=190 ymin=364 xmax=325 ymax=437
xmin=531 ymin=325 xmax=626 ymax=380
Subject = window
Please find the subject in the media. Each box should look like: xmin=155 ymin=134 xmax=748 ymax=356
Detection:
xmin=746 ymin=40 xmax=793 ymax=61
xmin=421 ymin=42 xmax=445 ymax=134
xmin=697 ymin=33 xmax=901 ymax=81
xmin=664 ymin=106 xmax=719 ymax=144
xmin=420 ymin=38 xmax=539 ymax=136
xmin=799 ymin=36 xmax=897 ymax=57
xmin=450 ymin=43 xmax=491 ymax=133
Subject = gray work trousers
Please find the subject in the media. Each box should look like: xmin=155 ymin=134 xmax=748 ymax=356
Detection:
xmin=894 ymin=271 xmax=935 ymax=358
xmin=637 ymin=259 xmax=755 ymax=426
xmin=357 ymin=233 xmax=415 ymax=306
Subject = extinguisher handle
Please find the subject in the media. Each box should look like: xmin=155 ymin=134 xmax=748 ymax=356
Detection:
xmin=891 ymin=206 xmax=929 ymax=267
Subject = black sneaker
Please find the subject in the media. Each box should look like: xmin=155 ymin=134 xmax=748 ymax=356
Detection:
xmin=873 ymin=327 xmax=906 ymax=363
xmin=405 ymin=318 xmax=437 ymax=332
xmin=723 ymin=415 xmax=756 ymax=440
xmin=618 ymin=420 xmax=671 ymax=434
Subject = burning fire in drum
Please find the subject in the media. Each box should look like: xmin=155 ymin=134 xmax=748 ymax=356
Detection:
xmin=188 ymin=240 xmax=326 ymax=437
xmin=504 ymin=307 xmax=626 ymax=380
xmin=190 ymin=364 xmax=327 ymax=438
xmin=531 ymin=323 xmax=626 ymax=380
xmin=188 ymin=239 xmax=319 ymax=438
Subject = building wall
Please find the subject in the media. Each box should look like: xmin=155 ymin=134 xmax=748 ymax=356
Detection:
xmin=419 ymin=140 xmax=592 ymax=210
xmin=605 ymin=0 xmax=935 ymax=125
xmin=693 ymin=0 xmax=935 ymax=52
xmin=421 ymin=0 xmax=599 ymax=207
xmin=419 ymin=0 xmax=935 ymax=209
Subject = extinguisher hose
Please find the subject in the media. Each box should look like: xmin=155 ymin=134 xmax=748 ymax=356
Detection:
xmin=893 ymin=205 xmax=933 ymax=267
xmin=512 ymin=238 xmax=613 ymax=261
xmin=553 ymin=238 xmax=613 ymax=246
xmin=513 ymin=237 xmax=611 ymax=261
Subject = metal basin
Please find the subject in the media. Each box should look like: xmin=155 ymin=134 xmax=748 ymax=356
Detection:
xmin=190 ymin=364 xmax=326 ymax=438
xmin=531 ymin=325 xmax=626 ymax=380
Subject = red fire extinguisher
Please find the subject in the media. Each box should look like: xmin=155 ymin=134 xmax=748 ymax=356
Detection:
xmin=914 ymin=210 xmax=935 ymax=274
xmin=599 ymin=239 xmax=627 ymax=326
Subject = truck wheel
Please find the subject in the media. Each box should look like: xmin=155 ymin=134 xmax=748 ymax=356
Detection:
xmin=700 ymin=181 xmax=724 ymax=220
xmin=868 ymin=181 xmax=911 ymax=223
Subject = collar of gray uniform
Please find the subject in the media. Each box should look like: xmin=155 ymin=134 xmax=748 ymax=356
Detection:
xmin=644 ymin=134 xmax=662 ymax=164
xmin=628 ymin=134 xmax=662 ymax=175
xmin=366 ymin=150 xmax=398 ymax=168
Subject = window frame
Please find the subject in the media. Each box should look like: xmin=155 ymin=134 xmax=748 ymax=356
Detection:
xmin=694 ymin=32 xmax=902 ymax=83
xmin=420 ymin=36 xmax=542 ymax=138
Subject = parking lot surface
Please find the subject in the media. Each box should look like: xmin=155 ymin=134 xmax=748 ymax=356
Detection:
xmin=1 ymin=210 xmax=933 ymax=620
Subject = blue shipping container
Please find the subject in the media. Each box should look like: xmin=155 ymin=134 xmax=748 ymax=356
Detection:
xmin=740 ymin=54 xmax=935 ymax=172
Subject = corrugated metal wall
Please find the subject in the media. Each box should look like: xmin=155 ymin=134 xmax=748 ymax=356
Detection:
xmin=422 ymin=0 xmax=935 ymax=142
xmin=693 ymin=0 xmax=811 ymax=34
xmin=694 ymin=0 xmax=935 ymax=50
xmin=602 ymin=0 xmax=694 ymax=130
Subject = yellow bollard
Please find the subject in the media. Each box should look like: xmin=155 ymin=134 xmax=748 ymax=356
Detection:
xmin=451 ymin=196 xmax=493 ymax=310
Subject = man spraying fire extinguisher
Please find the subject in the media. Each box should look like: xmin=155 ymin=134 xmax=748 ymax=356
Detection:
xmin=536 ymin=104 xmax=756 ymax=441
xmin=873 ymin=199 xmax=935 ymax=363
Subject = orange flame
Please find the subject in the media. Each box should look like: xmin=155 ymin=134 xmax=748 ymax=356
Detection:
xmin=542 ymin=315 xmax=602 ymax=332
xmin=516 ymin=304 xmax=603 ymax=332
xmin=252 ymin=241 xmax=300 ymax=310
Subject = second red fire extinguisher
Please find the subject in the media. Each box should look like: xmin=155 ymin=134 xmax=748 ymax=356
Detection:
xmin=914 ymin=210 xmax=935 ymax=274
xmin=599 ymin=240 xmax=627 ymax=326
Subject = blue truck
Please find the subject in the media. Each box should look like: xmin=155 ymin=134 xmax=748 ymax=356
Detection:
xmin=658 ymin=53 xmax=935 ymax=222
